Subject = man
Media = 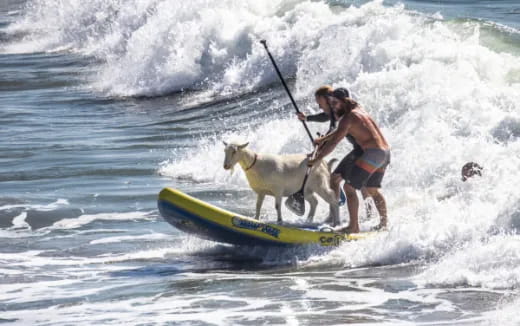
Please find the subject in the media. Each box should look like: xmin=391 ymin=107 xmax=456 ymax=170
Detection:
xmin=299 ymin=86 xmax=375 ymax=217
xmin=309 ymin=89 xmax=390 ymax=233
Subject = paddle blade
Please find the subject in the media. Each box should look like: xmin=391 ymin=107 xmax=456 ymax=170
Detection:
xmin=285 ymin=191 xmax=305 ymax=216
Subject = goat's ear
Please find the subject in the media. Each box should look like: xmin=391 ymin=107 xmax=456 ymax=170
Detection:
xmin=222 ymin=141 xmax=228 ymax=146
xmin=238 ymin=142 xmax=249 ymax=149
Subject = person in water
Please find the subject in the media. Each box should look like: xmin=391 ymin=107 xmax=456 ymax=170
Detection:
xmin=298 ymin=86 xmax=375 ymax=218
xmin=308 ymin=89 xmax=390 ymax=233
xmin=437 ymin=162 xmax=484 ymax=201
xmin=461 ymin=162 xmax=483 ymax=182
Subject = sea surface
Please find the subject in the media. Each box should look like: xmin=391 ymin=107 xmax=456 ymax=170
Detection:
xmin=1 ymin=0 xmax=520 ymax=325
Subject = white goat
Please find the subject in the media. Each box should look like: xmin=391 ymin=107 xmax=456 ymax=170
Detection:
xmin=223 ymin=142 xmax=339 ymax=225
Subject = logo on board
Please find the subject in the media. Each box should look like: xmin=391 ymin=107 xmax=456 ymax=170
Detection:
xmin=319 ymin=235 xmax=343 ymax=246
xmin=231 ymin=216 xmax=280 ymax=238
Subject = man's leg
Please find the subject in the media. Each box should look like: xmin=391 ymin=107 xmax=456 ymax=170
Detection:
xmin=340 ymin=183 xmax=359 ymax=233
xmin=360 ymin=187 xmax=374 ymax=219
xmin=332 ymin=151 xmax=362 ymax=232
xmin=331 ymin=151 xmax=358 ymax=200
xmin=365 ymin=187 xmax=387 ymax=229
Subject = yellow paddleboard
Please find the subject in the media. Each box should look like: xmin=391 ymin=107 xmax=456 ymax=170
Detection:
xmin=158 ymin=188 xmax=376 ymax=247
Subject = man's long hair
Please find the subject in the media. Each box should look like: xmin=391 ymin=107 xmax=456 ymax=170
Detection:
xmin=331 ymin=90 xmax=356 ymax=117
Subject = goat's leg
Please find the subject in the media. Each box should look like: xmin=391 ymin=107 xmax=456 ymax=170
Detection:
xmin=255 ymin=193 xmax=265 ymax=220
xmin=317 ymin=188 xmax=340 ymax=226
xmin=275 ymin=195 xmax=282 ymax=223
xmin=304 ymin=193 xmax=318 ymax=223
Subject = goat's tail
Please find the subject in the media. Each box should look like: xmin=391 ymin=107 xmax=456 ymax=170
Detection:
xmin=327 ymin=158 xmax=338 ymax=172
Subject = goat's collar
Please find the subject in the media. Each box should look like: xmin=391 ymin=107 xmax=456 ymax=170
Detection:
xmin=245 ymin=153 xmax=257 ymax=171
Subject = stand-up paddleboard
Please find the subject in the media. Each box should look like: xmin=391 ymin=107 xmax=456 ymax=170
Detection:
xmin=158 ymin=188 xmax=377 ymax=247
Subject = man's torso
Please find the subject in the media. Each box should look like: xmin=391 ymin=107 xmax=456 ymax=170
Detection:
xmin=342 ymin=107 xmax=389 ymax=151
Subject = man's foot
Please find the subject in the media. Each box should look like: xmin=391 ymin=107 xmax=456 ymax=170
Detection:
xmin=335 ymin=224 xmax=360 ymax=234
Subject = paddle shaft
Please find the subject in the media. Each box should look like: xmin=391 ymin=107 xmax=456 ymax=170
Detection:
xmin=260 ymin=40 xmax=314 ymax=144
xmin=260 ymin=40 xmax=336 ymax=205
xmin=296 ymin=145 xmax=320 ymax=195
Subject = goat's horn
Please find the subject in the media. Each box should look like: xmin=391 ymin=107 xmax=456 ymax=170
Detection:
xmin=238 ymin=142 xmax=249 ymax=149
xmin=222 ymin=140 xmax=228 ymax=146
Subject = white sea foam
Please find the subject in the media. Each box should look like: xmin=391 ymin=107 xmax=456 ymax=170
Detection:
xmin=0 ymin=198 xmax=69 ymax=212
xmin=1 ymin=211 xmax=155 ymax=237
xmin=89 ymin=232 xmax=171 ymax=245
xmin=485 ymin=295 xmax=520 ymax=326
xmin=418 ymin=235 xmax=520 ymax=289
xmin=9 ymin=211 xmax=30 ymax=230
xmin=0 ymin=244 xmax=195 ymax=277
xmin=5 ymin=0 xmax=517 ymax=100
xmin=1 ymin=0 xmax=302 ymax=96
xmin=48 ymin=211 xmax=153 ymax=230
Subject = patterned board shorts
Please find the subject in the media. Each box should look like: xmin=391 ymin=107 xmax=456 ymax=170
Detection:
xmin=333 ymin=148 xmax=390 ymax=189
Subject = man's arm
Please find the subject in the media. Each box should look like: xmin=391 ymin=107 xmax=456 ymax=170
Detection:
xmin=297 ymin=112 xmax=330 ymax=122
xmin=314 ymin=131 xmax=335 ymax=144
xmin=307 ymin=112 xmax=336 ymax=134
xmin=312 ymin=117 xmax=351 ymax=162
xmin=306 ymin=112 xmax=330 ymax=122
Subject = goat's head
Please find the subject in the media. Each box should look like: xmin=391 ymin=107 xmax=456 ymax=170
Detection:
xmin=223 ymin=141 xmax=249 ymax=170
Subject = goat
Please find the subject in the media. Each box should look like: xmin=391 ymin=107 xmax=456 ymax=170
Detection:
xmin=223 ymin=142 xmax=339 ymax=225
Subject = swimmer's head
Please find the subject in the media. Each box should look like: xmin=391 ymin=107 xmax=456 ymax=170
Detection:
xmin=461 ymin=162 xmax=483 ymax=182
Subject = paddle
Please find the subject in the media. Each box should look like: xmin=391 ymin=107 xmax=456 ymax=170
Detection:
xmin=284 ymin=145 xmax=321 ymax=216
xmin=260 ymin=39 xmax=316 ymax=215
xmin=259 ymin=40 xmax=314 ymax=143
xmin=260 ymin=39 xmax=346 ymax=215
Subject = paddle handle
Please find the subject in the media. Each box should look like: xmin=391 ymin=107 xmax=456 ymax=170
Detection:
xmin=260 ymin=40 xmax=314 ymax=144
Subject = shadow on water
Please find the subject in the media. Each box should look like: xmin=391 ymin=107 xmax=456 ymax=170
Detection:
xmin=0 ymin=318 xmax=18 ymax=324
xmin=111 ymin=243 xmax=336 ymax=278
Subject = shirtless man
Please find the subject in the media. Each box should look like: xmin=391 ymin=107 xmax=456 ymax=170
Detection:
xmin=297 ymin=86 xmax=374 ymax=215
xmin=309 ymin=89 xmax=390 ymax=233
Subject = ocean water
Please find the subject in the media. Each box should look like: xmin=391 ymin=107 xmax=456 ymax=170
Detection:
xmin=1 ymin=0 xmax=520 ymax=325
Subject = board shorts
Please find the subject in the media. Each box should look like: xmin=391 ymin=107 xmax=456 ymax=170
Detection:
xmin=333 ymin=148 xmax=390 ymax=190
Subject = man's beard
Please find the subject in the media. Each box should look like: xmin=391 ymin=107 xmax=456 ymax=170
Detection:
xmin=335 ymin=106 xmax=346 ymax=117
